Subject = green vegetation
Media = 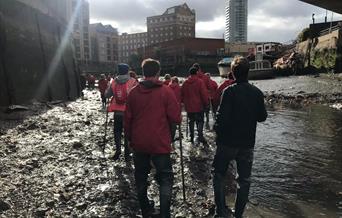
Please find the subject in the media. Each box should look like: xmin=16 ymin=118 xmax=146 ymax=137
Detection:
xmin=311 ymin=48 xmax=337 ymax=73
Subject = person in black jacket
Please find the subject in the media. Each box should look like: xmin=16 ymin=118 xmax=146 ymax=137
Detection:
xmin=213 ymin=56 xmax=267 ymax=218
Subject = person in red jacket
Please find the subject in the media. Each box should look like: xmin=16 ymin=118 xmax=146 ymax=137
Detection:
xmin=105 ymin=64 xmax=138 ymax=161
xmin=205 ymin=72 xmax=218 ymax=127
xmin=124 ymin=58 xmax=181 ymax=218
xmin=87 ymin=74 xmax=96 ymax=89
xmin=213 ymin=72 xmax=236 ymax=113
xmin=168 ymin=77 xmax=181 ymax=104
xmin=181 ymin=67 xmax=209 ymax=144
xmin=193 ymin=63 xmax=211 ymax=129
xmin=98 ymin=74 xmax=108 ymax=108
xmin=163 ymin=74 xmax=171 ymax=85
xmin=168 ymin=76 xmax=181 ymax=141
xmin=193 ymin=63 xmax=210 ymax=90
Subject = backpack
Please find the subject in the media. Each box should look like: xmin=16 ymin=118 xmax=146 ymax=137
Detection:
xmin=114 ymin=82 xmax=128 ymax=105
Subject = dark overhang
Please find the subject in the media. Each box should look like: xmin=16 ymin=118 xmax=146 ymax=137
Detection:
xmin=299 ymin=0 xmax=342 ymax=14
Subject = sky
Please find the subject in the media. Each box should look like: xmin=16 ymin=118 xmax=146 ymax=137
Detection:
xmin=89 ymin=0 xmax=342 ymax=43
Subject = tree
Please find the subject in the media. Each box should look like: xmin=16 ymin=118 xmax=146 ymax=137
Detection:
xmin=297 ymin=28 xmax=310 ymax=43
xmin=128 ymin=53 xmax=142 ymax=73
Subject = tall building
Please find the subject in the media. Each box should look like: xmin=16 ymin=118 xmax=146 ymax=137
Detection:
xmin=225 ymin=0 xmax=248 ymax=42
xmin=118 ymin=32 xmax=148 ymax=63
xmin=66 ymin=0 xmax=91 ymax=63
xmin=89 ymin=23 xmax=119 ymax=65
xmin=147 ymin=3 xmax=196 ymax=45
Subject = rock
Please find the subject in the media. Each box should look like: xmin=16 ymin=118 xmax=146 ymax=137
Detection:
xmin=34 ymin=207 xmax=48 ymax=217
xmin=0 ymin=199 xmax=10 ymax=212
xmin=72 ymin=141 xmax=83 ymax=149
xmin=46 ymin=200 xmax=55 ymax=208
xmin=196 ymin=189 xmax=206 ymax=197
xmin=7 ymin=144 xmax=17 ymax=152
xmin=27 ymin=122 xmax=39 ymax=130
xmin=60 ymin=192 xmax=71 ymax=202
xmin=76 ymin=202 xmax=87 ymax=210
xmin=84 ymin=120 xmax=91 ymax=125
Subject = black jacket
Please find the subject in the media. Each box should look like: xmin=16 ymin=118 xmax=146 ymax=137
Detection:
xmin=214 ymin=81 xmax=267 ymax=148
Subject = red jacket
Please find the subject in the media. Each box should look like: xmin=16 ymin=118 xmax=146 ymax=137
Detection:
xmin=124 ymin=78 xmax=181 ymax=154
xmin=163 ymin=79 xmax=171 ymax=86
xmin=181 ymin=75 xmax=209 ymax=113
xmin=169 ymin=82 xmax=181 ymax=104
xmin=98 ymin=79 xmax=108 ymax=94
xmin=197 ymin=71 xmax=210 ymax=90
xmin=208 ymin=79 xmax=218 ymax=100
xmin=213 ymin=79 xmax=235 ymax=111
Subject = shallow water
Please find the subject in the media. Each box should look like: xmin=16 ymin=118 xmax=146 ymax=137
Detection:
xmin=251 ymin=105 xmax=342 ymax=217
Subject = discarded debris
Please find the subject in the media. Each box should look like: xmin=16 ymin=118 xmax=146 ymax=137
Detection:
xmin=5 ymin=105 xmax=29 ymax=113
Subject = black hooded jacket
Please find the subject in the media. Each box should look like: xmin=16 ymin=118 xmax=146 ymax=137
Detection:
xmin=214 ymin=81 xmax=267 ymax=148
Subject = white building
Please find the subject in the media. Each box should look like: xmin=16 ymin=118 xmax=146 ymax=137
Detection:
xmin=89 ymin=23 xmax=118 ymax=65
xmin=118 ymin=32 xmax=148 ymax=63
xmin=66 ymin=0 xmax=91 ymax=62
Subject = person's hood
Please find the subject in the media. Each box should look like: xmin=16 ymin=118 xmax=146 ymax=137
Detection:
xmin=138 ymin=78 xmax=163 ymax=93
xmin=115 ymin=74 xmax=130 ymax=84
xmin=197 ymin=71 xmax=205 ymax=77
xmin=184 ymin=75 xmax=199 ymax=84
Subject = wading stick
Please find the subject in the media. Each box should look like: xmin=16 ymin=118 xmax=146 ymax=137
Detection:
xmin=185 ymin=114 xmax=189 ymax=138
xmin=102 ymin=99 xmax=109 ymax=156
xmin=178 ymin=124 xmax=186 ymax=202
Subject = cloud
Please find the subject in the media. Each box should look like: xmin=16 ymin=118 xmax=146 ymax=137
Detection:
xmin=89 ymin=0 xmax=342 ymax=42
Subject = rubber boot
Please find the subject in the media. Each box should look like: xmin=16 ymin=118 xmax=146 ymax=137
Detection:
xmin=141 ymin=200 xmax=156 ymax=218
xmin=112 ymin=148 xmax=121 ymax=161
xmin=197 ymin=122 xmax=207 ymax=144
xmin=189 ymin=120 xmax=195 ymax=144
xmin=113 ymin=139 xmax=121 ymax=161
xmin=124 ymin=139 xmax=131 ymax=161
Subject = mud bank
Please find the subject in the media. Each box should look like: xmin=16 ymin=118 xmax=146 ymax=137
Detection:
xmin=0 ymin=89 xmax=288 ymax=217
xmin=250 ymin=74 xmax=342 ymax=108
xmin=1 ymin=75 xmax=341 ymax=217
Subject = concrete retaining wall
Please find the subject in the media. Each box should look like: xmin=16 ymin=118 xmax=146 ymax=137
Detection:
xmin=0 ymin=0 xmax=80 ymax=106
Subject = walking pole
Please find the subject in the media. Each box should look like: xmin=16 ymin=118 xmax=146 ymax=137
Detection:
xmin=178 ymin=124 xmax=186 ymax=202
xmin=101 ymin=99 xmax=109 ymax=156
xmin=185 ymin=114 xmax=189 ymax=138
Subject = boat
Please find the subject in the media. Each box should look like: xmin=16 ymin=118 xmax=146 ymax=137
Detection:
xmin=248 ymin=60 xmax=274 ymax=80
xmin=217 ymin=57 xmax=234 ymax=77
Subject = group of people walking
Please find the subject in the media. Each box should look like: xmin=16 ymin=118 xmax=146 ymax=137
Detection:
xmin=93 ymin=56 xmax=267 ymax=218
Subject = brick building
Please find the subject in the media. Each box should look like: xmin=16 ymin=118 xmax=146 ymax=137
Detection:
xmin=139 ymin=38 xmax=225 ymax=76
xmin=118 ymin=32 xmax=148 ymax=63
xmin=147 ymin=3 xmax=196 ymax=45
xmin=89 ymin=23 xmax=118 ymax=65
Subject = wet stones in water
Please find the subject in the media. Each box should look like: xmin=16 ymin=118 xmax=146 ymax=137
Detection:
xmin=0 ymin=200 xmax=10 ymax=212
